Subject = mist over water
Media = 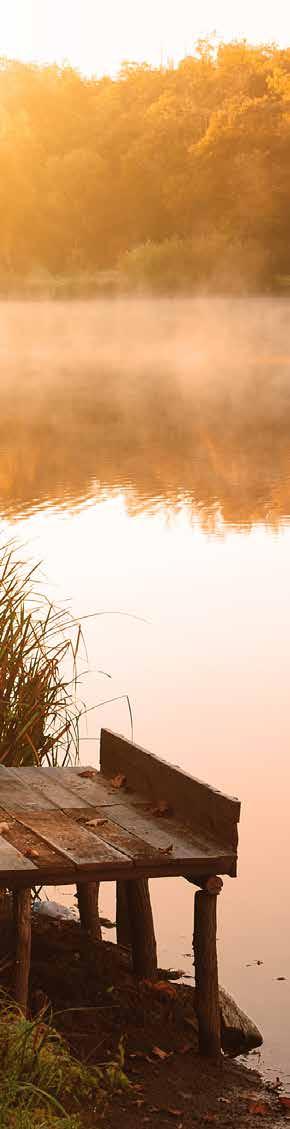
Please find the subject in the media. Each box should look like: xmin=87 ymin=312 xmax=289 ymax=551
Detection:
xmin=1 ymin=297 xmax=290 ymax=1081
xmin=1 ymin=295 xmax=290 ymax=525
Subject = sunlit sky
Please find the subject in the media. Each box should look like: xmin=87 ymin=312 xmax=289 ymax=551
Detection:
xmin=1 ymin=0 xmax=290 ymax=76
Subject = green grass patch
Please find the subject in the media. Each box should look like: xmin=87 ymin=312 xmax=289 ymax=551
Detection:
xmin=0 ymin=997 xmax=129 ymax=1128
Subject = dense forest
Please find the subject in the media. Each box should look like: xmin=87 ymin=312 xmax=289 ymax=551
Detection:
xmin=1 ymin=40 xmax=290 ymax=291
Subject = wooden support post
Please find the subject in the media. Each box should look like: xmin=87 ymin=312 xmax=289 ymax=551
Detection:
xmin=193 ymin=877 xmax=223 ymax=1057
xmin=125 ymin=878 xmax=157 ymax=979
xmin=13 ymin=888 xmax=31 ymax=1015
xmin=77 ymin=882 xmax=101 ymax=939
xmin=116 ymin=881 xmax=131 ymax=948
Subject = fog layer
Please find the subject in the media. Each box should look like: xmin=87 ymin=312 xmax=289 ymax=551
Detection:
xmin=1 ymin=297 xmax=290 ymax=527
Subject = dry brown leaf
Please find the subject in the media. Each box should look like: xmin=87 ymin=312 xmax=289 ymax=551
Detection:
xmin=158 ymin=843 xmax=174 ymax=854
xmin=150 ymin=980 xmax=177 ymax=998
xmin=151 ymin=801 xmax=173 ymax=817
xmin=110 ymin=773 xmax=127 ymax=789
xmin=25 ymin=847 xmax=39 ymax=859
xmin=248 ymin=1101 xmax=271 ymax=1116
xmin=150 ymin=1109 xmax=181 ymax=1119
xmin=280 ymin=1096 xmax=290 ymax=1109
xmin=0 ymin=822 xmax=11 ymax=834
xmin=86 ymin=817 xmax=107 ymax=828
xmin=144 ymin=978 xmax=177 ymax=998
xmin=79 ymin=769 xmax=97 ymax=779
xmin=152 ymin=1046 xmax=173 ymax=1060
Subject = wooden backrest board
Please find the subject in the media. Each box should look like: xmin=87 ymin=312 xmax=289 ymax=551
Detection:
xmin=100 ymin=729 xmax=240 ymax=851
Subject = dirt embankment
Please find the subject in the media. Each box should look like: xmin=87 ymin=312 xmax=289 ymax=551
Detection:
xmin=0 ymin=910 xmax=286 ymax=1128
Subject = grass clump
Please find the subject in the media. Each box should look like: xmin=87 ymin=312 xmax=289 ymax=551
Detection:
xmin=0 ymin=542 xmax=82 ymax=768
xmin=0 ymin=997 xmax=129 ymax=1127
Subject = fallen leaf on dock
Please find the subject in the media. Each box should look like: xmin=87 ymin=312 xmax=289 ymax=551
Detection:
xmin=79 ymin=769 xmax=97 ymax=779
xmin=0 ymin=822 xmax=11 ymax=834
xmin=25 ymin=847 xmax=39 ymax=859
xmin=151 ymin=801 xmax=173 ymax=817
xmin=152 ymin=1046 xmax=173 ymax=1060
xmin=158 ymin=844 xmax=174 ymax=854
xmin=110 ymin=773 xmax=127 ymax=789
xmin=86 ymin=817 xmax=107 ymax=828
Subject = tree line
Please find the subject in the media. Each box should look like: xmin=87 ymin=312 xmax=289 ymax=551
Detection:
xmin=1 ymin=40 xmax=290 ymax=290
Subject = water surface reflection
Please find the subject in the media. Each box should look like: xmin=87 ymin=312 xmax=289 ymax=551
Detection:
xmin=1 ymin=296 xmax=290 ymax=526
xmin=1 ymin=298 xmax=290 ymax=1081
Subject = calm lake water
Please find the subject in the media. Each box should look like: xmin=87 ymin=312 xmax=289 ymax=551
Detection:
xmin=1 ymin=296 xmax=290 ymax=1081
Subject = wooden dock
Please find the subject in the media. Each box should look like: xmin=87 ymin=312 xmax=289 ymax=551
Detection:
xmin=0 ymin=728 xmax=240 ymax=1057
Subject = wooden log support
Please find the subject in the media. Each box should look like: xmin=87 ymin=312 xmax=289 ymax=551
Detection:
xmin=13 ymin=888 xmax=31 ymax=1015
xmin=76 ymin=882 xmax=101 ymax=939
xmin=193 ymin=877 xmax=223 ymax=1057
xmin=125 ymin=878 xmax=157 ymax=978
xmin=116 ymin=881 xmax=131 ymax=948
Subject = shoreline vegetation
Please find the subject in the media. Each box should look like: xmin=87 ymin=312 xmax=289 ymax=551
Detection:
xmin=1 ymin=268 xmax=290 ymax=299
xmin=1 ymin=40 xmax=290 ymax=294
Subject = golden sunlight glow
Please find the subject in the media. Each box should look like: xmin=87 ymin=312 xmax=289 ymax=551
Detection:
xmin=1 ymin=0 xmax=290 ymax=76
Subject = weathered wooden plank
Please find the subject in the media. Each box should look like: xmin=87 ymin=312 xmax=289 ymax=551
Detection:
xmin=15 ymin=810 xmax=133 ymax=871
xmin=41 ymin=766 xmax=123 ymax=808
xmin=96 ymin=800 xmax=235 ymax=871
xmin=0 ymin=807 xmax=72 ymax=875
xmin=0 ymin=765 xmax=55 ymax=813
xmin=10 ymin=767 xmax=89 ymax=811
xmin=100 ymin=730 xmax=240 ymax=850
xmin=0 ymin=832 xmax=37 ymax=878
xmin=82 ymin=811 xmax=162 ymax=862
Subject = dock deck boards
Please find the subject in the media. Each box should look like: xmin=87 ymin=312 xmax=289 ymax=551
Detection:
xmin=0 ymin=729 xmax=241 ymax=1052
xmin=0 ymin=729 xmax=240 ymax=888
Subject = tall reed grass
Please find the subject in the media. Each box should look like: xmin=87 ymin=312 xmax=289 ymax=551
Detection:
xmin=0 ymin=543 xmax=81 ymax=768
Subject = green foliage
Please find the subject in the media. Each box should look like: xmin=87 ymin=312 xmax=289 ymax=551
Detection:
xmin=0 ymin=41 xmax=290 ymax=288
xmin=0 ymin=997 xmax=129 ymax=1128
xmin=0 ymin=543 xmax=81 ymax=767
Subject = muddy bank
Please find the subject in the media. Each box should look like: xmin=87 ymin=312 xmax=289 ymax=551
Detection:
xmin=0 ymin=910 xmax=285 ymax=1127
